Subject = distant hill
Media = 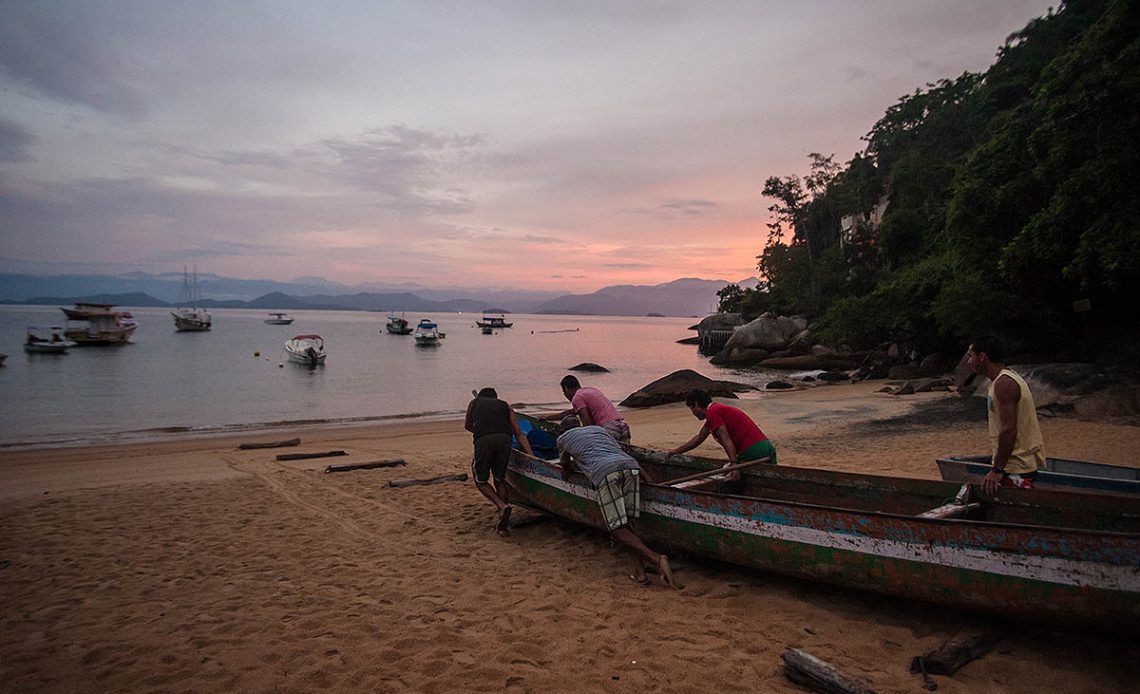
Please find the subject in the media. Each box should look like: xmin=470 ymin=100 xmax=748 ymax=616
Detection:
xmin=534 ymin=278 xmax=744 ymax=317
xmin=0 ymin=272 xmax=757 ymax=317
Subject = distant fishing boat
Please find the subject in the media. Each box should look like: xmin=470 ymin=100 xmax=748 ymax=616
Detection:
xmin=264 ymin=313 xmax=294 ymax=325
xmin=476 ymin=312 xmax=513 ymax=329
xmin=171 ymin=266 xmax=211 ymax=332
xmin=60 ymin=303 xmax=138 ymax=345
xmin=385 ymin=314 xmax=413 ymax=335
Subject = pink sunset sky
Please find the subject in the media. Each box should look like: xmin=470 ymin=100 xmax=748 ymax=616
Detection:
xmin=0 ymin=1 xmax=1055 ymax=293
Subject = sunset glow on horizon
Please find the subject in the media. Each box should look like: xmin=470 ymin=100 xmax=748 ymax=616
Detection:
xmin=1 ymin=1 xmax=1055 ymax=294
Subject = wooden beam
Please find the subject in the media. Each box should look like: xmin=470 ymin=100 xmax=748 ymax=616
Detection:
xmin=656 ymin=458 xmax=771 ymax=486
xmin=275 ymin=450 xmax=347 ymax=461
xmin=912 ymin=630 xmax=1005 ymax=676
xmin=238 ymin=437 xmax=301 ymax=450
xmin=324 ymin=458 xmax=406 ymax=473
xmin=781 ymin=648 xmax=878 ymax=694
xmin=387 ymin=473 xmax=468 ymax=488
xmin=917 ymin=502 xmax=982 ymax=520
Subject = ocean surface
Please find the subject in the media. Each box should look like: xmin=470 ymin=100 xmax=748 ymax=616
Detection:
xmin=0 ymin=306 xmax=776 ymax=448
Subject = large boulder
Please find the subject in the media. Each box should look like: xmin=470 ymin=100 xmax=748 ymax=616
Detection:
xmin=690 ymin=312 xmax=744 ymax=332
xmin=710 ymin=313 xmax=808 ymax=365
xmin=620 ymin=369 xmax=755 ymax=408
xmin=568 ymin=362 xmax=610 ymax=373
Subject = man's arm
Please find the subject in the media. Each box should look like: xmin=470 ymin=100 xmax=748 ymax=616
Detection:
xmin=711 ymin=425 xmax=739 ymax=465
xmin=668 ymin=425 xmax=710 ymax=456
xmin=983 ymin=375 xmax=1021 ymax=495
xmin=559 ymin=450 xmax=577 ymax=480
xmin=575 ymin=405 xmax=594 ymax=426
xmin=463 ymin=399 xmax=476 ymax=433
xmin=508 ymin=409 xmax=534 ymax=457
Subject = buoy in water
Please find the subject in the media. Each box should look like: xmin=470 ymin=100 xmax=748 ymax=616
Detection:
xmin=254 ymin=351 xmax=261 ymax=357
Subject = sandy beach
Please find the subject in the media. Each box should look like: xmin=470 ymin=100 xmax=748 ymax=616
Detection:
xmin=2 ymin=381 xmax=1139 ymax=693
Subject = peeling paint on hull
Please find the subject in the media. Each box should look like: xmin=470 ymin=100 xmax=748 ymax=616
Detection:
xmin=508 ymin=451 xmax=1140 ymax=631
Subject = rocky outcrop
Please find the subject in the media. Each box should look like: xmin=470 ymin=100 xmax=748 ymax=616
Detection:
xmin=568 ymin=362 xmax=610 ymax=373
xmin=620 ymin=369 xmax=755 ymax=408
xmin=710 ymin=313 xmax=808 ymax=365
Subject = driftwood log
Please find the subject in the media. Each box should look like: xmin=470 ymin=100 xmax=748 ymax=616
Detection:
xmin=387 ymin=473 xmax=468 ymax=488
xmin=781 ymin=648 xmax=877 ymax=694
xmin=238 ymin=438 xmax=301 ymax=450
xmin=325 ymin=458 xmax=407 ymax=473
xmin=275 ymin=450 xmax=348 ymax=461
xmin=911 ymin=630 xmax=1005 ymax=676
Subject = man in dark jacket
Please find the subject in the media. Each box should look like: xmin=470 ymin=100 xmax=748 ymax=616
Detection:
xmin=465 ymin=387 xmax=533 ymax=536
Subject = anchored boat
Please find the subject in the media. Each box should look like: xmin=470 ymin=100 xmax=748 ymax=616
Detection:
xmin=60 ymin=303 xmax=138 ymax=345
xmin=284 ymin=334 xmax=326 ymax=366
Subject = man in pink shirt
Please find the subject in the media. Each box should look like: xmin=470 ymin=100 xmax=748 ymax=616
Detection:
xmin=669 ymin=390 xmax=776 ymax=478
xmin=545 ymin=375 xmax=631 ymax=442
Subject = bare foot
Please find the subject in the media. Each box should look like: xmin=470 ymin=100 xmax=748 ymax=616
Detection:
xmin=496 ymin=505 xmax=512 ymax=536
xmin=658 ymin=555 xmax=682 ymax=590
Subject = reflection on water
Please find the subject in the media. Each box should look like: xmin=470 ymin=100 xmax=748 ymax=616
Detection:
xmin=0 ymin=306 xmax=774 ymax=447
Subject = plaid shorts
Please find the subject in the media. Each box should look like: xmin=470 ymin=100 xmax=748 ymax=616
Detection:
xmin=596 ymin=469 xmax=640 ymax=531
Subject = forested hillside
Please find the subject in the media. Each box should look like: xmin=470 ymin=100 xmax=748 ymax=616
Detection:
xmin=724 ymin=0 xmax=1140 ymax=365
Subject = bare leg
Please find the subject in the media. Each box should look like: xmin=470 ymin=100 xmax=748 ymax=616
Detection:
xmin=611 ymin=527 xmax=682 ymax=590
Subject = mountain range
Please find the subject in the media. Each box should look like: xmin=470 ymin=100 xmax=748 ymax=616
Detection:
xmin=0 ymin=273 xmax=758 ymax=317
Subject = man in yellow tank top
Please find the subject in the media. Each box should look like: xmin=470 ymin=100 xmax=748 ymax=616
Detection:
xmin=967 ymin=336 xmax=1046 ymax=495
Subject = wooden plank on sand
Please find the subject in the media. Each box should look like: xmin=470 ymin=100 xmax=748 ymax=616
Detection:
xmin=238 ymin=437 xmax=301 ymax=450
xmin=325 ymin=458 xmax=407 ymax=473
xmin=781 ymin=648 xmax=877 ymax=694
xmin=276 ymin=450 xmax=347 ymax=461
xmin=387 ymin=473 xmax=468 ymax=488
xmin=912 ymin=630 xmax=1005 ymax=676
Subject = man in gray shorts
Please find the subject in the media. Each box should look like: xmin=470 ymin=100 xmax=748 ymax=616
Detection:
xmin=465 ymin=387 xmax=533 ymax=536
xmin=556 ymin=417 xmax=680 ymax=589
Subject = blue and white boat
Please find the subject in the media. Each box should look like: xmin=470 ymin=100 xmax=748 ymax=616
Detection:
xmin=937 ymin=454 xmax=1140 ymax=496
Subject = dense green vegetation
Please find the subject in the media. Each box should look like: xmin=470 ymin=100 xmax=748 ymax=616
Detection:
xmin=723 ymin=0 xmax=1140 ymax=364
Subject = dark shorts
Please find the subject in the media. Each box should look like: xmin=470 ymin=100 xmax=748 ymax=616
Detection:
xmin=472 ymin=432 xmax=512 ymax=483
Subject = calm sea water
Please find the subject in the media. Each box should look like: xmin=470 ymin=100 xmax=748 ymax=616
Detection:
xmin=0 ymin=306 xmax=773 ymax=448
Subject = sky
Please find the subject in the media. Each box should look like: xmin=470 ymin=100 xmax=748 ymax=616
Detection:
xmin=0 ymin=1 xmax=1056 ymax=293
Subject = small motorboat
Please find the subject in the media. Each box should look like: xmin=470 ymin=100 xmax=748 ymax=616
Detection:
xmin=413 ymin=320 xmax=441 ymax=346
xmin=284 ymin=334 xmax=326 ymax=365
xmin=265 ymin=313 xmax=294 ymax=325
xmin=385 ymin=315 xmax=413 ymax=335
xmin=25 ymin=326 xmax=78 ymax=353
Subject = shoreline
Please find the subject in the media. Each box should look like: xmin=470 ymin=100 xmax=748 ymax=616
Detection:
xmin=3 ymin=380 xmax=1139 ymax=692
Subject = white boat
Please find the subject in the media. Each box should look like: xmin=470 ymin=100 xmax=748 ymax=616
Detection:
xmin=385 ymin=314 xmax=412 ymax=335
xmin=413 ymin=320 xmax=441 ymax=346
xmin=285 ymin=334 xmax=326 ymax=365
xmin=60 ymin=303 xmax=138 ymax=345
xmin=25 ymin=326 xmax=77 ymax=353
xmin=171 ymin=267 xmax=211 ymax=332
xmin=265 ymin=313 xmax=294 ymax=325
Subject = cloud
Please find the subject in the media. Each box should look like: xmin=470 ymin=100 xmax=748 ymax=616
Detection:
xmin=0 ymin=117 xmax=35 ymax=162
xmin=0 ymin=4 xmax=147 ymax=118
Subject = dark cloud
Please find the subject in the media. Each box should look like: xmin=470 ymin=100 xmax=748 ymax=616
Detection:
xmin=0 ymin=4 xmax=147 ymax=118
xmin=0 ymin=117 xmax=35 ymax=162
xmin=659 ymin=199 xmax=717 ymax=216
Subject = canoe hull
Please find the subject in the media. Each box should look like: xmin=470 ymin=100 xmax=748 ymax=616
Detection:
xmin=507 ymin=450 xmax=1140 ymax=631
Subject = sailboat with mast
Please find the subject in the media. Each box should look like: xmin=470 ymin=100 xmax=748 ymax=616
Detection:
xmin=171 ymin=266 xmax=212 ymax=332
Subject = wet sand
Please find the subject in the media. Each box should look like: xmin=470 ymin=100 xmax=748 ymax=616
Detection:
xmin=2 ymin=381 xmax=1138 ymax=693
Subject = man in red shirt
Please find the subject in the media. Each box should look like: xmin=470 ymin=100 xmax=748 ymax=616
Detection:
xmin=668 ymin=390 xmax=777 ymax=477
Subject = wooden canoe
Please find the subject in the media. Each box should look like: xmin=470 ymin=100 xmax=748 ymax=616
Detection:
xmin=937 ymin=454 xmax=1140 ymax=496
xmin=511 ymin=414 xmax=1140 ymax=631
